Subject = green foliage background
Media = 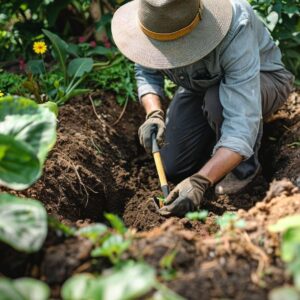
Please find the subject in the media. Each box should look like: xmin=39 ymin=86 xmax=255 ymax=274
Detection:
xmin=249 ymin=0 xmax=300 ymax=85
xmin=0 ymin=0 xmax=299 ymax=83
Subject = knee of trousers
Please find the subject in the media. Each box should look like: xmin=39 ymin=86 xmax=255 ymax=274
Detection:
xmin=161 ymin=151 xmax=205 ymax=184
xmin=162 ymin=156 xmax=183 ymax=184
xmin=203 ymin=85 xmax=223 ymax=132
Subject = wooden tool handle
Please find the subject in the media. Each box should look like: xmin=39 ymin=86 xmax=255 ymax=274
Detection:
xmin=153 ymin=152 xmax=168 ymax=187
xmin=152 ymin=132 xmax=169 ymax=199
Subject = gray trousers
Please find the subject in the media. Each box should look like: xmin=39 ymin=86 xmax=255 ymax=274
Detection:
xmin=160 ymin=69 xmax=294 ymax=183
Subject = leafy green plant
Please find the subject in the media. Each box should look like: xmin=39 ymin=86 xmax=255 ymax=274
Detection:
xmin=0 ymin=71 xmax=26 ymax=95
xmin=25 ymin=30 xmax=123 ymax=105
xmin=0 ymin=96 xmax=57 ymax=190
xmin=268 ymin=215 xmax=300 ymax=299
xmin=0 ymin=277 xmax=50 ymax=300
xmin=91 ymin=234 xmax=131 ymax=265
xmin=78 ymin=214 xmax=131 ymax=265
xmin=185 ymin=210 xmax=208 ymax=221
xmin=87 ymin=55 xmax=137 ymax=105
xmin=249 ymin=0 xmax=300 ymax=85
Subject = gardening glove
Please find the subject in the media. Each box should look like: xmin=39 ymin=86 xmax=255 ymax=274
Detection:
xmin=159 ymin=174 xmax=212 ymax=217
xmin=138 ymin=109 xmax=165 ymax=153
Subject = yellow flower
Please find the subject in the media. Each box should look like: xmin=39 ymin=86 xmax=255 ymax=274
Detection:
xmin=33 ymin=41 xmax=47 ymax=55
xmin=0 ymin=90 xmax=4 ymax=97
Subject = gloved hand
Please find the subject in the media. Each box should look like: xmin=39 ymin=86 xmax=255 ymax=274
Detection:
xmin=159 ymin=173 xmax=212 ymax=217
xmin=138 ymin=109 xmax=165 ymax=152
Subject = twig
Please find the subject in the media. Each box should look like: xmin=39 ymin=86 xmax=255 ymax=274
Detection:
xmin=70 ymin=161 xmax=90 ymax=208
xmin=112 ymin=96 xmax=128 ymax=126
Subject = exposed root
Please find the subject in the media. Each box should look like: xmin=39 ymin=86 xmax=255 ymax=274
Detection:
xmin=89 ymin=94 xmax=119 ymax=136
xmin=112 ymin=96 xmax=128 ymax=126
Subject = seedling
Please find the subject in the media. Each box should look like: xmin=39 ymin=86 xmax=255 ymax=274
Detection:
xmin=156 ymin=196 xmax=167 ymax=208
xmin=77 ymin=213 xmax=132 ymax=266
xmin=159 ymin=250 xmax=178 ymax=281
xmin=185 ymin=210 xmax=208 ymax=221
xmin=217 ymin=212 xmax=246 ymax=233
xmin=76 ymin=223 xmax=108 ymax=243
xmin=91 ymin=234 xmax=131 ymax=265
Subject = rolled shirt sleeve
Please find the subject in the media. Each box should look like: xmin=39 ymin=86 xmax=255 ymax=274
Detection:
xmin=213 ymin=15 xmax=262 ymax=159
xmin=135 ymin=64 xmax=165 ymax=101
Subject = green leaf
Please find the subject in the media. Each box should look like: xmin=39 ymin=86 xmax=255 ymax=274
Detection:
xmin=0 ymin=97 xmax=56 ymax=189
xmin=67 ymin=58 xmax=94 ymax=78
xmin=281 ymin=228 xmax=300 ymax=262
xmin=0 ymin=278 xmax=24 ymax=300
xmin=91 ymin=234 xmax=131 ymax=264
xmin=0 ymin=96 xmax=57 ymax=162
xmin=87 ymin=46 xmax=114 ymax=58
xmin=26 ymin=60 xmax=46 ymax=75
xmin=66 ymin=43 xmax=80 ymax=57
xmin=56 ymin=88 xmax=91 ymax=106
xmin=62 ymin=263 xmax=156 ymax=300
xmin=14 ymin=278 xmax=50 ymax=300
xmin=48 ymin=216 xmax=76 ymax=237
xmin=99 ymin=263 xmax=156 ymax=300
xmin=269 ymin=287 xmax=300 ymax=300
xmin=0 ymin=193 xmax=47 ymax=252
xmin=269 ymin=215 xmax=300 ymax=233
xmin=104 ymin=213 xmax=127 ymax=234
xmin=0 ymin=135 xmax=40 ymax=190
xmin=61 ymin=274 xmax=96 ymax=300
xmin=0 ymin=277 xmax=50 ymax=300
xmin=153 ymin=282 xmax=185 ymax=300
xmin=76 ymin=224 xmax=108 ymax=243
xmin=159 ymin=250 xmax=177 ymax=270
xmin=42 ymin=29 xmax=68 ymax=83
xmin=39 ymin=101 xmax=59 ymax=117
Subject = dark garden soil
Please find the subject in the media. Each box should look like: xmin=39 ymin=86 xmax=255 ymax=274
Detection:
xmin=1 ymin=90 xmax=300 ymax=300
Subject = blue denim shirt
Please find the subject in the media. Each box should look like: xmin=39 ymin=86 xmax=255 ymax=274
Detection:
xmin=135 ymin=0 xmax=285 ymax=159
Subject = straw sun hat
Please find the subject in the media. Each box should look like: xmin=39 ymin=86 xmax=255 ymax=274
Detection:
xmin=111 ymin=0 xmax=233 ymax=69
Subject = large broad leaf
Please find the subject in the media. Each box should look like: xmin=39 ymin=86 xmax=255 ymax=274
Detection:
xmin=42 ymin=29 xmax=68 ymax=83
xmin=100 ymin=263 xmax=156 ymax=300
xmin=269 ymin=287 xmax=300 ymax=300
xmin=0 ymin=277 xmax=50 ymax=300
xmin=61 ymin=274 xmax=97 ymax=300
xmin=13 ymin=278 xmax=50 ymax=300
xmin=0 ymin=96 xmax=56 ymax=189
xmin=26 ymin=60 xmax=45 ymax=75
xmin=0 ymin=278 xmax=23 ymax=300
xmin=61 ymin=263 xmax=156 ymax=300
xmin=0 ymin=193 xmax=47 ymax=252
xmin=268 ymin=215 xmax=300 ymax=233
xmin=67 ymin=58 xmax=94 ymax=78
xmin=0 ymin=135 xmax=40 ymax=190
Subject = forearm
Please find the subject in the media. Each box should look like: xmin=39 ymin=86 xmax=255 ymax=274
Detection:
xmin=141 ymin=93 xmax=162 ymax=115
xmin=198 ymin=147 xmax=242 ymax=184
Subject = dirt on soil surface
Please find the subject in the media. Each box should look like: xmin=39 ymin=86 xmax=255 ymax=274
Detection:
xmin=0 ymin=91 xmax=300 ymax=300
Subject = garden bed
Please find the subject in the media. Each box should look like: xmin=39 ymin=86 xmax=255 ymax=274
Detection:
xmin=1 ymin=91 xmax=300 ymax=300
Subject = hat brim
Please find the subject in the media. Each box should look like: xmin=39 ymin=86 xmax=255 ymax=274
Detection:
xmin=111 ymin=0 xmax=233 ymax=69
